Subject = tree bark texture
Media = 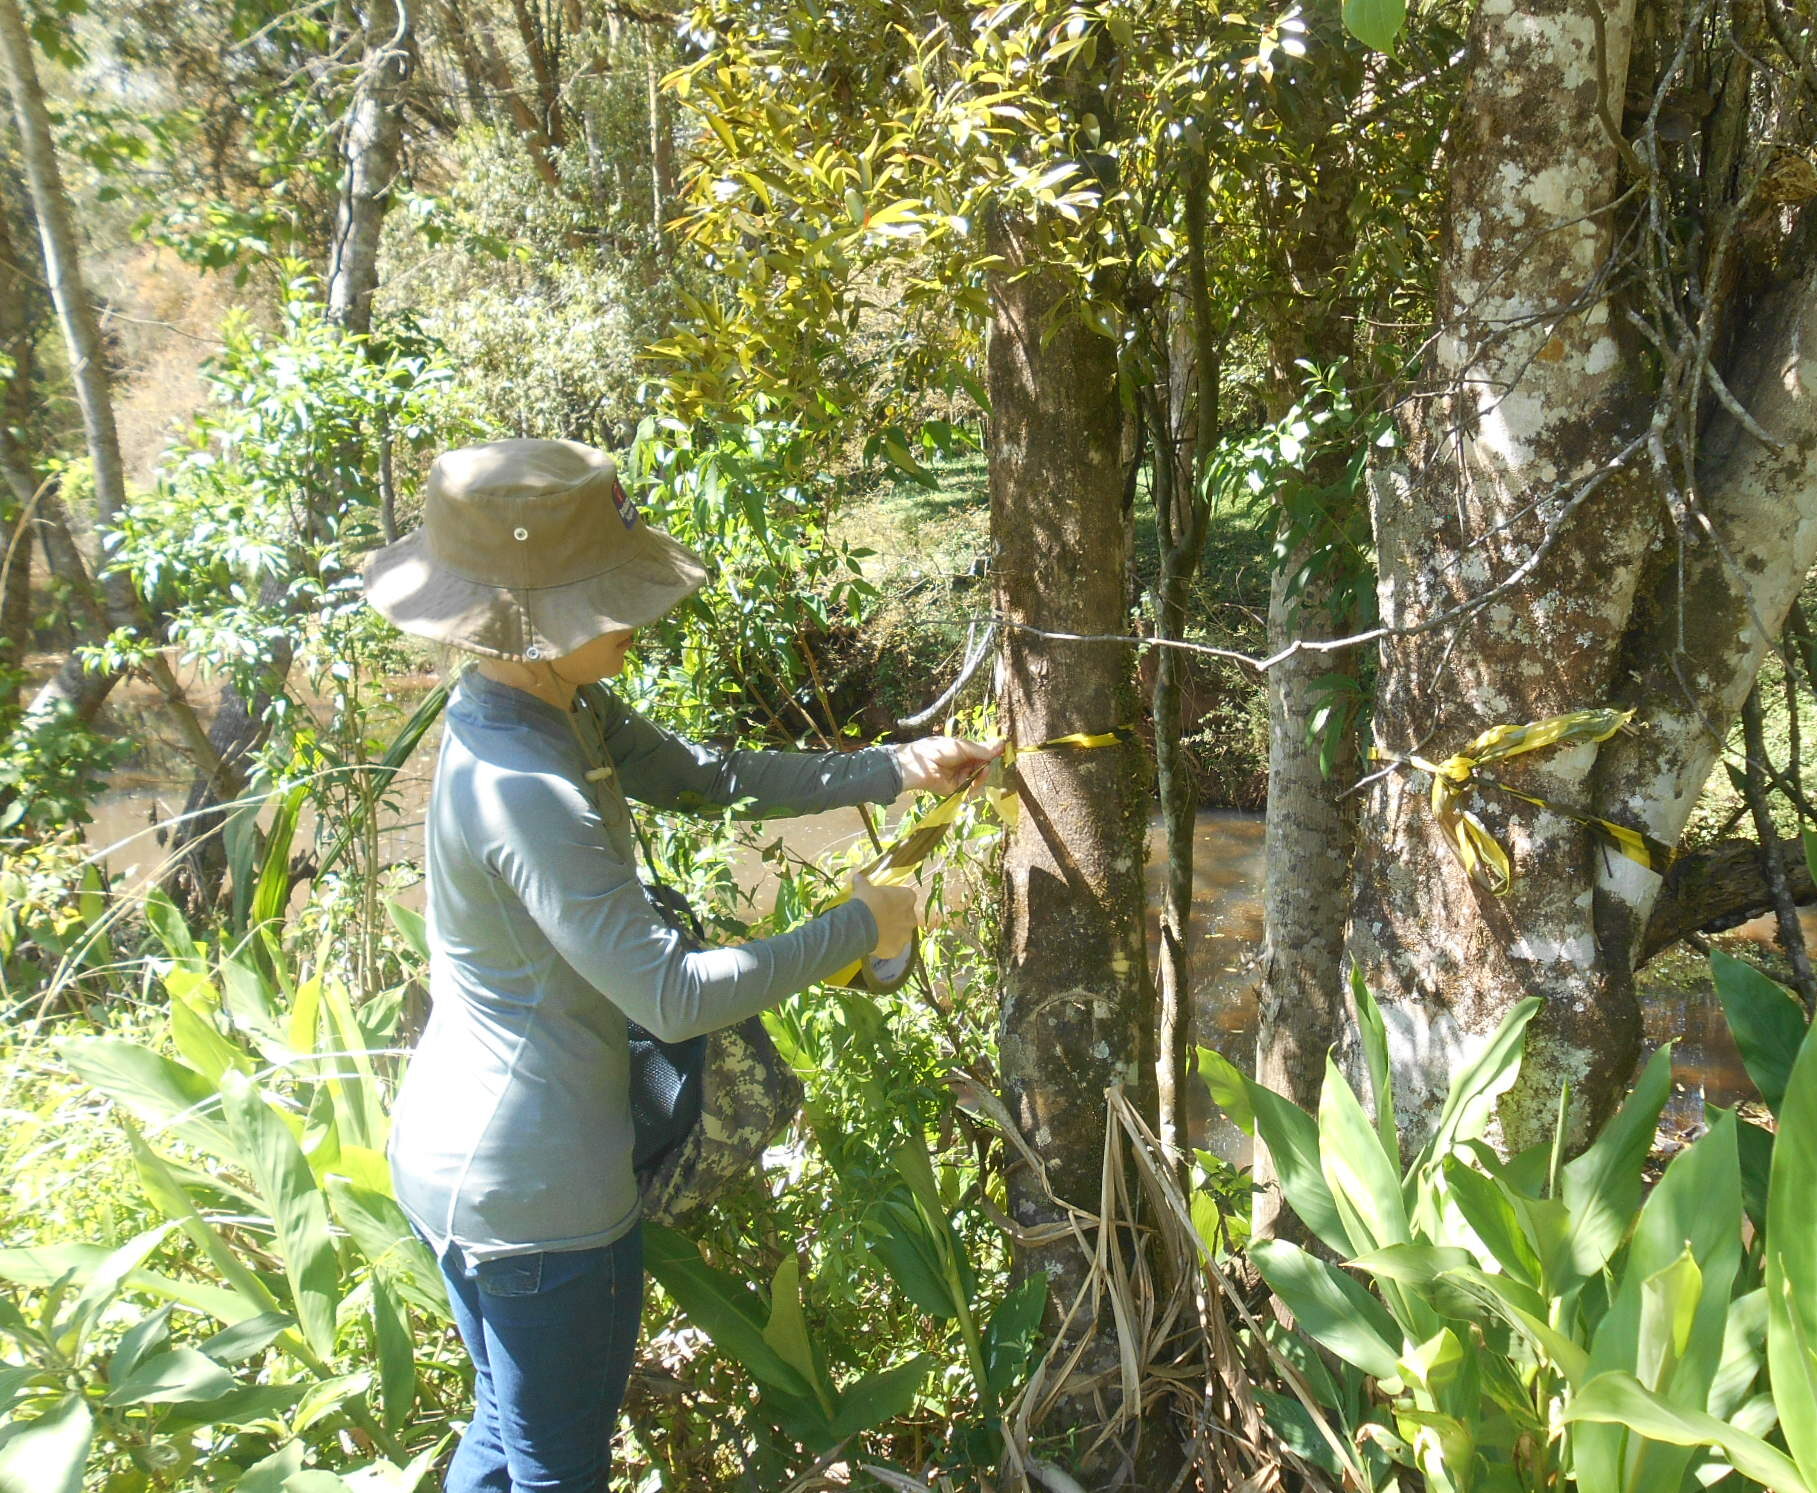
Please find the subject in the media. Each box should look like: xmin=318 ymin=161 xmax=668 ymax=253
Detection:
xmin=988 ymin=212 xmax=1157 ymax=1484
xmin=1349 ymin=0 xmax=1817 ymax=1145
xmin=0 ymin=0 xmax=223 ymax=783
xmin=1253 ymin=27 xmax=1364 ymax=1234
xmin=328 ymin=0 xmax=415 ymax=335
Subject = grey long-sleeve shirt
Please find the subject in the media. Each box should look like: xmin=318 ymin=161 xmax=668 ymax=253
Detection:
xmin=388 ymin=665 xmax=902 ymax=1264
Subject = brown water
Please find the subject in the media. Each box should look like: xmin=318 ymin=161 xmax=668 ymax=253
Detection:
xmin=83 ymin=720 xmax=1759 ymax=1146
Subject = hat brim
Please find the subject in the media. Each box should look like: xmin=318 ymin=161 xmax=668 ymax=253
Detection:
xmin=362 ymin=522 xmax=712 ymax=661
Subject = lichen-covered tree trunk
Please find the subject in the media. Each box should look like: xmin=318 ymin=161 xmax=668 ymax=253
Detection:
xmin=1347 ymin=0 xmax=1817 ymax=1145
xmin=1349 ymin=0 xmax=1655 ymax=1146
xmin=1254 ymin=29 xmax=1363 ymax=1157
xmin=988 ymin=211 xmax=1158 ymax=1483
xmin=328 ymin=0 xmax=414 ymax=335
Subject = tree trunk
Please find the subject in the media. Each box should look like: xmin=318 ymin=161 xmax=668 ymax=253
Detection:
xmin=0 ymin=0 xmax=224 ymax=784
xmin=1348 ymin=0 xmax=1656 ymax=1148
xmin=1253 ymin=25 xmax=1364 ymax=1232
xmin=0 ymin=195 xmax=37 ymax=713
xmin=988 ymin=209 xmax=1158 ymax=1485
xmin=1345 ymin=0 xmax=1817 ymax=1146
xmin=328 ymin=0 xmax=414 ymax=335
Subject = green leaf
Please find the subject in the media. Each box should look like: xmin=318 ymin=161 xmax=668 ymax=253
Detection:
xmin=232 ymin=1441 xmax=305 ymax=1493
xmin=643 ymin=1224 xmax=812 ymax=1398
xmin=103 ymin=1347 xmax=235 ymax=1406
xmin=981 ymin=1274 xmax=1046 ymax=1399
xmin=1350 ymin=968 xmax=1398 ymax=1163
xmin=0 ymin=1394 xmax=92 ymax=1493
xmin=1318 ymin=1056 xmax=1411 ymax=1260
xmin=323 ymin=1178 xmax=444 ymax=1323
xmin=1565 ymin=1371 xmax=1807 ymax=1492
xmin=1196 ymin=1046 xmax=1253 ymax=1136
xmin=1558 ymin=1043 xmax=1672 ymax=1284
xmin=1416 ymin=997 xmax=1543 ymax=1176
xmin=1342 ymin=0 xmax=1406 ymax=51
xmin=828 ymin=1354 xmax=933 ymax=1440
xmin=865 ymin=1194 xmax=959 ymax=1319
xmin=370 ymin=1276 xmax=416 ymax=1432
xmin=54 ymin=1036 xmax=232 ymax=1157
xmin=762 ymin=1255 xmax=831 ymax=1416
xmin=1440 ymin=1156 xmax=1542 ymax=1287
xmin=1768 ymin=1015 xmax=1817 ymax=1485
xmin=0 ymin=1244 xmax=248 ymax=1325
xmin=1249 ymin=1084 xmax=1351 ymax=1256
xmin=141 ymin=888 xmax=203 ymax=971
xmin=1250 ymin=1239 xmax=1402 ymax=1385
xmin=165 ymin=970 xmax=252 ymax=1084
xmin=219 ymin=1070 xmax=340 ymax=1358
xmin=1711 ymin=950 xmax=1806 ymax=1114
xmin=198 ymin=1312 xmax=295 ymax=1365
xmin=108 ymin=1304 xmax=173 ymax=1385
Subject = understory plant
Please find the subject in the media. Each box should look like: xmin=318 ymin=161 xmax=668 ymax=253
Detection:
xmin=1204 ymin=957 xmax=1817 ymax=1493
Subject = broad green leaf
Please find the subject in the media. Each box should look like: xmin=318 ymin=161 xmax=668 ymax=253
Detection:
xmin=643 ymin=1224 xmax=811 ymax=1398
xmin=315 ymin=979 xmax=382 ymax=1151
xmin=1319 ymin=1058 xmax=1426 ymax=1334
xmin=219 ymin=1070 xmax=340 ymax=1358
xmin=165 ymin=970 xmax=251 ymax=1084
xmin=250 ymin=781 xmax=307 ymax=932
xmin=1441 ymin=1264 xmax=1590 ymax=1385
xmin=1558 ymin=1043 xmax=1672 ymax=1284
xmin=1565 ymin=1371 xmax=1808 ymax=1492
xmin=1415 ymin=998 xmax=1542 ymax=1176
xmin=1196 ymin=1046 xmax=1252 ymax=1136
xmin=292 ymin=1372 xmax=371 ymax=1437
xmin=233 ymin=1441 xmax=305 ymax=1492
xmin=386 ymin=900 xmax=428 ymax=964
xmin=124 ymin=1121 xmax=283 ymax=1319
xmin=1711 ymin=950 xmax=1805 ymax=1114
xmin=1342 ymin=0 xmax=1405 ymax=52
xmin=1769 ymin=1015 xmax=1817 ymax=1485
xmin=762 ymin=1255 xmax=831 ymax=1415
xmin=1710 ymin=1289 xmax=1769 ymax=1421
xmin=0 ymin=1244 xmax=248 ymax=1325
xmin=108 ymin=1303 xmax=172 ymax=1385
xmin=199 ymin=1312 xmax=296 ymax=1365
xmin=827 ymin=1355 xmax=934 ymax=1440
xmin=1250 ymin=1238 xmax=1402 ymax=1385
xmin=54 ymin=1036 xmax=232 ymax=1157
xmin=0 ymin=1393 xmax=92 ymax=1493
xmin=1249 ymin=1083 xmax=1351 ymax=1256
xmin=323 ymin=1178 xmax=444 ymax=1323
xmin=1351 ymin=968 xmax=1398 ymax=1163
xmin=1440 ymin=1156 xmax=1542 ymax=1287
xmin=103 ymin=1347 xmax=235 ymax=1406
xmin=141 ymin=888 xmax=203 ymax=971
xmin=865 ymin=1194 xmax=959 ymax=1319
xmin=370 ymin=1276 xmax=416 ymax=1432
xmin=981 ymin=1274 xmax=1046 ymax=1399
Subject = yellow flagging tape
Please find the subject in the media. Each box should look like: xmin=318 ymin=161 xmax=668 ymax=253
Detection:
xmin=1372 ymin=707 xmax=1677 ymax=897
xmin=823 ymin=723 xmax=1137 ymax=990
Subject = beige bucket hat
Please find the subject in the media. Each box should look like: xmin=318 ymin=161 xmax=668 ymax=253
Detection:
xmin=361 ymin=438 xmax=711 ymax=661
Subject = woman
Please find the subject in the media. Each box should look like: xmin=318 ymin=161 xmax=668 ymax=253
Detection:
xmin=362 ymin=437 xmax=999 ymax=1492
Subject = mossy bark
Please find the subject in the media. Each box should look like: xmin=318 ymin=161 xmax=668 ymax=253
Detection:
xmin=987 ymin=209 xmax=1159 ymax=1483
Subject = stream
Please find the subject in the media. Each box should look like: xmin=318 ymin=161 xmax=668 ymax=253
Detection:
xmin=83 ymin=705 xmax=1757 ymax=1157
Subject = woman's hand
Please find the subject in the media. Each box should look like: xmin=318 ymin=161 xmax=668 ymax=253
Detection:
xmin=894 ymin=735 xmax=1005 ymax=795
xmin=849 ymin=869 xmax=919 ymax=960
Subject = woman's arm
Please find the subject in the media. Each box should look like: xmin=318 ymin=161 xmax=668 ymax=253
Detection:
xmin=585 ymin=686 xmax=904 ymax=817
xmin=482 ymin=764 xmax=881 ymax=1042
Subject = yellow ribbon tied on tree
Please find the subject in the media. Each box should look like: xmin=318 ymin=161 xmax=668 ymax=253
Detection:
xmin=1375 ymin=707 xmax=1676 ymax=897
xmin=824 ymin=725 xmax=1137 ymax=991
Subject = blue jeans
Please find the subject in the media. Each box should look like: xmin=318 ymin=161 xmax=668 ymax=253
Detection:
xmin=430 ymin=1227 xmax=645 ymax=1492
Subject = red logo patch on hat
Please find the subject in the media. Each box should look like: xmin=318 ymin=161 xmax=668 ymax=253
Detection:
xmin=610 ymin=475 xmax=639 ymax=530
